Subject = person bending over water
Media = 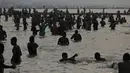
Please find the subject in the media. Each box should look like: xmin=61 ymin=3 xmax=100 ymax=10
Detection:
xmin=27 ymin=36 xmax=38 ymax=57
xmin=59 ymin=52 xmax=78 ymax=64
xmin=94 ymin=52 xmax=106 ymax=62
xmin=58 ymin=32 xmax=69 ymax=46
xmin=11 ymin=37 xmax=22 ymax=65
xmin=71 ymin=30 xmax=82 ymax=42
xmin=0 ymin=43 xmax=16 ymax=73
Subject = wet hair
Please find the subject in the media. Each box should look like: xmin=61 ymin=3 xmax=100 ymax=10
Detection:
xmin=75 ymin=30 xmax=78 ymax=34
xmin=11 ymin=37 xmax=17 ymax=43
xmin=123 ymin=53 xmax=130 ymax=62
xmin=29 ymin=36 xmax=34 ymax=43
xmin=95 ymin=52 xmax=101 ymax=60
xmin=62 ymin=52 xmax=68 ymax=59
xmin=0 ymin=43 xmax=4 ymax=54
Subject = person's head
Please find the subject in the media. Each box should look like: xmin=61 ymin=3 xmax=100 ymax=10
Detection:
xmin=11 ymin=37 xmax=17 ymax=46
xmin=0 ymin=43 xmax=4 ymax=54
xmin=123 ymin=53 xmax=130 ymax=62
xmin=75 ymin=30 xmax=78 ymax=34
xmin=29 ymin=36 xmax=34 ymax=43
xmin=62 ymin=52 xmax=68 ymax=59
xmin=0 ymin=25 xmax=3 ymax=30
xmin=95 ymin=52 xmax=101 ymax=60
xmin=62 ymin=32 xmax=66 ymax=37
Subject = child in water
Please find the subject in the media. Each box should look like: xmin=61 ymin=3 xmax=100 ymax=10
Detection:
xmin=27 ymin=36 xmax=38 ymax=57
xmin=94 ymin=52 xmax=106 ymax=62
xmin=0 ymin=43 xmax=16 ymax=73
xmin=59 ymin=52 xmax=78 ymax=64
xmin=11 ymin=37 xmax=22 ymax=65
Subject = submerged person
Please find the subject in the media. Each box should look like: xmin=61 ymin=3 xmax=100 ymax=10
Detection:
xmin=27 ymin=36 xmax=38 ymax=57
xmin=71 ymin=30 xmax=82 ymax=42
xmin=59 ymin=52 xmax=78 ymax=64
xmin=11 ymin=37 xmax=22 ymax=65
xmin=0 ymin=43 xmax=16 ymax=73
xmin=57 ymin=32 xmax=69 ymax=46
xmin=0 ymin=25 xmax=7 ymax=41
xmin=94 ymin=52 xmax=106 ymax=62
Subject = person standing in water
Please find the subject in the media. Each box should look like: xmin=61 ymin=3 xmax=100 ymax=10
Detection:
xmin=27 ymin=36 xmax=38 ymax=57
xmin=100 ymin=18 xmax=106 ymax=28
xmin=11 ymin=37 xmax=22 ymax=65
xmin=58 ymin=32 xmax=69 ymax=46
xmin=39 ymin=22 xmax=48 ymax=37
xmin=0 ymin=43 xmax=16 ymax=73
xmin=71 ymin=30 xmax=82 ymax=42
xmin=0 ymin=25 xmax=7 ymax=41
xmin=118 ymin=53 xmax=130 ymax=73
xmin=23 ymin=16 xmax=28 ymax=31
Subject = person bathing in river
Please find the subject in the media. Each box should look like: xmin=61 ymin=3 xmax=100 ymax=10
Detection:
xmin=0 ymin=43 xmax=16 ymax=73
xmin=57 ymin=32 xmax=69 ymax=46
xmin=59 ymin=52 xmax=78 ymax=64
xmin=0 ymin=25 xmax=7 ymax=41
xmin=94 ymin=52 xmax=106 ymax=62
xmin=11 ymin=37 xmax=22 ymax=65
xmin=27 ymin=36 xmax=38 ymax=57
xmin=71 ymin=30 xmax=82 ymax=42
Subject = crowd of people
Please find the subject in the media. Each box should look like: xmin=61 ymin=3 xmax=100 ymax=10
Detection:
xmin=0 ymin=7 xmax=129 ymax=73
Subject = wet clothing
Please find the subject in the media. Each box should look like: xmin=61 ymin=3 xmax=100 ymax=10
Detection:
xmin=118 ymin=62 xmax=130 ymax=73
xmin=39 ymin=23 xmax=48 ymax=36
xmin=27 ymin=42 xmax=38 ymax=56
xmin=58 ymin=37 xmax=69 ymax=46
xmin=71 ymin=34 xmax=82 ymax=42
xmin=93 ymin=20 xmax=98 ymax=31
xmin=11 ymin=45 xmax=22 ymax=65
xmin=0 ymin=30 xmax=7 ymax=41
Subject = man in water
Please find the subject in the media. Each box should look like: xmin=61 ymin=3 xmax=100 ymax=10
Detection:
xmin=118 ymin=53 xmax=130 ymax=73
xmin=57 ymin=32 xmax=69 ymax=46
xmin=0 ymin=25 xmax=7 ymax=41
xmin=0 ymin=43 xmax=16 ymax=73
xmin=71 ymin=30 xmax=82 ymax=42
xmin=27 ymin=36 xmax=38 ymax=57
xmin=59 ymin=52 xmax=78 ymax=64
xmin=94 ymin=52 xmax=106 ymax=62
xmin=11 ymin=37 xmax=22 ymax=65
xmin=100 ymin=18 xmax=106 ymax=27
